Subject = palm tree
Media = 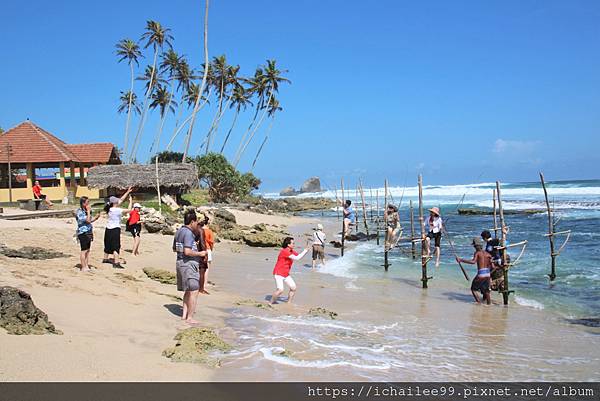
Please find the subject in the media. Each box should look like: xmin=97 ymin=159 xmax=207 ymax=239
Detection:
xmin=203 ymin=55 xmax=233 ymax=153
xmin=130 ymin=20 xmax=174 ymax=163
xmin=130 ymin=64 xmax=167 ymax=158
xmin=149 ymin=85 xmax=178 ymax=154
xmin=234 ymin=59 xmax=290 ymax=166
xmin=168 ymin=58 xmax=194 ymax=144
xmin=118 ymin=91 xmax=142 ymax=115
xmin=251 ymin=96 xmax=282 ymax=170
xmin=166 ymin=82 xmax=212 ymax=151
xmin=115 ymin=38 xmax=142 ymax=158
xmin=183 ymin=0 xmax=210 ymax=161
xmin=220 ymin=83 xmax=252 ymax=154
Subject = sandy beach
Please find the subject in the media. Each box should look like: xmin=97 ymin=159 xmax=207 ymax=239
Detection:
xmin=1 ymin=209 xmax=599 ymax=381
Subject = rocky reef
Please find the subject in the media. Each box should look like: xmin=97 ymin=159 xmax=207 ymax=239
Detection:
xmin=0 ymin=286 xmax=61 ymax=335
xmin=162 ymin=327 xmax=232 ymax=366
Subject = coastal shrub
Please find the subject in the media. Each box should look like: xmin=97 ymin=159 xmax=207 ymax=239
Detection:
xmin=193 ymin=153 xmax=261 ymax=203
xmin=151 ymin=151 xmax=188 ymax=164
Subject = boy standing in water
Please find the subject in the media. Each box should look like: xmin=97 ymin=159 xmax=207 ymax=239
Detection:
xmin=456 ymin=238 xmax=492 ymax=305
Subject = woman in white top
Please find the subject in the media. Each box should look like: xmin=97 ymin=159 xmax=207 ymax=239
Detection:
xmin=311 ymin=223 xmax=327 ymax=269
xmin=102 ymin=187 xmax=133 ymax=268
xmin=424 ymin=206 xmax=443 ymax=267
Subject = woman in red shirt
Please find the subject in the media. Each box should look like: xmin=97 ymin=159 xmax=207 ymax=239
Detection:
xmin=270 ymin=237 xmax=309 ymax=304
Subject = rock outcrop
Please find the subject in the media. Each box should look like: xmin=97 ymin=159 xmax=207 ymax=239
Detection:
xmin=0 ymin=245 xmax=68 ymax=260
xmin=300 ymin=177 xmax=321 ymax=193
xmin=0 ymin=287 xmax=61 ymax=335
xmin=143 ymin=267 xmax=177 ymax=285
xmin=308 ymin=307 xmax=338 ymax=320
xmin=279 ymin=186 xmax=297 ymax=197
xmin=162 ymin=327 xmax=231 ymax=366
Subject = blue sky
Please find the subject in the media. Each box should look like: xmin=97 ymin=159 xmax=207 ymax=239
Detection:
xmin=1 ymin=0 xmax=599 ymax=191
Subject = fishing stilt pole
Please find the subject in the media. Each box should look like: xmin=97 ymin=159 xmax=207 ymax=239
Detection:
xmin=369 ymin=187 xmax=374 ymax=222
xmin=419 ymin=174 xmax=430 ymax=288
xmin=540 ymin=172 xmax=571 ymax=281
xmin=334 ymin=185 xmax=340 ymax=221
xmin=492 ymin=189 xmax=498 ymax=238
xmin=341 ymin=178 xmax=345 ymax=257
xmin=442 ymin=227 xmax=470 ymax=281
xmin=496 ymin=181 xmax=512 ymax=305
xmin=410 ymin=200 xmax=416 ymax=259
xmin=383 ymin=179 xmax=390 ymax=271
xmin=358 ymin=179 xmax=370 ymax=236
xmin=376 ymin=189 xmax=380 ymax=246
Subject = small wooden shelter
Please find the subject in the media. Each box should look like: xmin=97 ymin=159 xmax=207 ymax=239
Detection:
xmin=86 ymin=163 xmax=198 ymax=199
xmin=0 ymin=121 xmax=120 ymax=202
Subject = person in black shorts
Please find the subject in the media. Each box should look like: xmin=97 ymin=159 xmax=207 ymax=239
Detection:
xmin=75 ymin=196 xmax=100 ymax=272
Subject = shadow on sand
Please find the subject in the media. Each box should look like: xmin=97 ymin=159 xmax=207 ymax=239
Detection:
xmin=164 ymin=304 xmax=183 ymax=317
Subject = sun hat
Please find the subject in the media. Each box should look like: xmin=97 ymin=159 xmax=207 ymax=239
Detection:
xmin=109 ymin=196 xmax=119 ymax=205
xmin=428 ymin=207 xmax=440 ymax=216
xmin=316 ymin=223 xmax=324 ymax=231
xmin=133 ymin=203 xmax=142 ymax=209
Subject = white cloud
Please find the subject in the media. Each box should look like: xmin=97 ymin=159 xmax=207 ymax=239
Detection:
xmin=493 ymin=139 xmax=541 ymax=154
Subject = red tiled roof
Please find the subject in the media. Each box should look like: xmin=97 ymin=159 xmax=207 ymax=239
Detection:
xmin=0 ymin=121 xmax=118 ymax=164
xmin=66 ymin=143 xmax=116 ymax=164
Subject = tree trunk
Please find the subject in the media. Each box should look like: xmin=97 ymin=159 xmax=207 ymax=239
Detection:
xmin=341 ymin=178 xmax=345 ymax=257
xmin=250 ymin=118 xmax=274 ymax=170
xmin=183 ymin=0 xmax=210 ymax=161
xmin=234 ymin=90 xmax=273 ymax=167
xmin=131 ymin=49 xmax=159 ymax=163
xmin=220 ymin=108 xmax=239 ymax=154
xmin=123 ymin=62 xmax=135 ymax=159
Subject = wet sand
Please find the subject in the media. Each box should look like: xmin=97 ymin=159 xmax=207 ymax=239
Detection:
xmin=0 ymin=211 xmax=598 ymax=381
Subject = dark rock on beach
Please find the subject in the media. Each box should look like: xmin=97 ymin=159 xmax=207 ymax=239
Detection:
xmin=345 ymin=232 xmax=378 ymax=242
xmin=214 ymin=208 xmax=236 ymax=224
xmin=143 ymin=267 xmax=177 ymax=285
xmin=162 ymin=327 xmax=232 ymax=366
xmin=567 ymin=318 xmax=600 ymax=328
xmin=0 ymin=245 xmax=68 ymax=260
xmin=0 ymin=286 xmax=61 ymax=335
xmin=308 ymin=307 xmax=338 ymax=320
xmin=242 ymin=230 xmax=287 ymax=248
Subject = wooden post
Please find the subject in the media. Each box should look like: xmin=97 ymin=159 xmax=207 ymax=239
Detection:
xmin=383 ymin=179 xmax=390 ymax=271
xmin=26 ymin=163 xmax=34 ymax=190
xmin=155 ymin=156 xmax=162 ymax=214
xmin=540 ymin=172 xmax=556 ymax=281
xmin=496 ymin=181 xmax=511 ymax=305
xmin=419 ymin=174 xmax=429 ymax=288
xmin=358 ymin=179 xmax=369 ymax=236
xmin=369 ymin=187 xmax=374 ymax=222
xmin=355 ymin=183 xmax=360 ymax=233
xmin=341 ymin=178 xmax=345 ymax=257
xmin=376 ymin=189 xmax=380 ymax=246
xmin=493 ymin=189 xmax=498 ymax=238
xmin=410 ymin=200 xmax=416 ymax=259
xmin=334 ymin=185 xmax=340 ymax=221
xmin=6 ymin=144 xmax=13 ymax=203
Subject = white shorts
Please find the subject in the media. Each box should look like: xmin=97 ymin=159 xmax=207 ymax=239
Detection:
xmin=207 ymin=249 xmax=213 ymax=263
xmin=274 ymin=275 xmax=296 ymax=291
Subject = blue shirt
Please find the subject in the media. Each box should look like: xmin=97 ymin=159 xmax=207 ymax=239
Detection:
xmin=345 ymin=206 xmax=356 ymax=223
xmin=76 ymin=208 xmax=92 ymax=235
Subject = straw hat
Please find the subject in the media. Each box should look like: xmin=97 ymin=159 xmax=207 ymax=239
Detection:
xmin=428 ymin=207 xmax=440 ymax=216
xmin=315 ymin=223 xmax=324 ymax=231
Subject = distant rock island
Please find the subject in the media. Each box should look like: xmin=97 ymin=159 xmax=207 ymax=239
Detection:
xmin=280 ymin=177 xmax=322 ymax=196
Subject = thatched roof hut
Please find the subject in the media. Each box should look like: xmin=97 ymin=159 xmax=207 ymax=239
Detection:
xmin=86 ymin=163 xmax=198 ymax=192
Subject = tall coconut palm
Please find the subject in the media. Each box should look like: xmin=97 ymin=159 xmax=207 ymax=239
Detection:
xmin=234 ymin=59 xmax=290 ymax=166
xmin=183 ymin=0 xmax=210 ymax=161
xmin=220 ymin=83 xmax=251 ymax=154
xmin=130 ymin=20 xmax=174 ymax=163
xmin=149 ymin=85 xmax=178 ymax=154
xmin=118 ymin=91 xmax=142 ymax=116
xmin=251 ymin=96 xmax=282 ymax=170
xmin=166 ymin=82 xmax=212 ymax=151
xmin=203 ymin=55 xmax=232 ymax=153
xmin=130 ymin=65 xmax=167 ymax=158
xmin=150 ymin=49 xmax=182 ymax=153
xmin=170 ymin=58 xmax=194 ymax=134
xmin=115 ymin=38 xmax=142 ymax=158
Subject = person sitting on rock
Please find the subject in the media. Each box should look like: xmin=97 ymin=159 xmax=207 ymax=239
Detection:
xmin=32 ymin=180 xmax=53 ymax=208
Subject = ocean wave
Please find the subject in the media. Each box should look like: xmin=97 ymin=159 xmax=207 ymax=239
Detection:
xmin=514 ymin=296 xmax=545 ymax=310
xmin=260 ymin=347 xmax=391 ymax=370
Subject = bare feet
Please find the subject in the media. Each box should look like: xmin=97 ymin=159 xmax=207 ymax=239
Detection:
xmin=185 ymin=319 xmax=200 ymax=325
xmin=200 ymin=290 xmax=210 ymax=295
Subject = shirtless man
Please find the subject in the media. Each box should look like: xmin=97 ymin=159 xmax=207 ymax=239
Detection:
xmin=456 ymin=237 xmax=492 ymax=305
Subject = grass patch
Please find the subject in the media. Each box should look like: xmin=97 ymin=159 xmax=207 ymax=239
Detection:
xmin=182 ymin=189 xmax=210 ymax=206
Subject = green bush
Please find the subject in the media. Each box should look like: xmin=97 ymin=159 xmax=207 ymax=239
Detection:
xmin=193 ymin=153 xmax=260 ymax=203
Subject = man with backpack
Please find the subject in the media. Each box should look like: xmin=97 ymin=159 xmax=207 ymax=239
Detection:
xmin=312 ymin=223 xmax=326 ymax=269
